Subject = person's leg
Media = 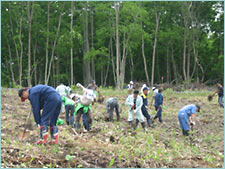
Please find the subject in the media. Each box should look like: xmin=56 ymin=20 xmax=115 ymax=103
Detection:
xmin=115 ymin=103 xmax=120 ymax=122
xmin=136 ymin=111 xmax=146 ymax=131
xmin=158 ymin=108 xmax=163 ymax=122
xmin=70 ymin=105 xmax=75 ymax=127
xmin=219 ymin=96 xmax=224 ymax=108
xmin=134 ymin=119 xmax=139 ymax=130
xmin=108 ymin=104 xmax=114 ymax=121
xmin=75 ymin=108 xmax=83 ymax=130
xmin=154 ymin=106 xmax=158 ymax=119
xmin=83 ymin=110 xmax=92 ymax=131
xmin=65 ymin=105 xmax=70 ymax=125
xmin=142 ymin=107 xmax=151 ymax=127
xmin=182 ymin=116 xmax=190 ymax=136
xmin=49 ymin=95 xmax=61 ymax=144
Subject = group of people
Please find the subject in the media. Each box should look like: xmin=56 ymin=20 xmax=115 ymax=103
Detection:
xmin=18 ymin=81 xmax=223 ymax=144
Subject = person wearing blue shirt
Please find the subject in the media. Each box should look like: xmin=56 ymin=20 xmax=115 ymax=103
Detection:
xmin=18 ymin=85 xmax=62 ymax=144
xmin=153 ymin=88 xmax=163 ymax=123
xmin=178 ymin=104 xmax=200 ymax=136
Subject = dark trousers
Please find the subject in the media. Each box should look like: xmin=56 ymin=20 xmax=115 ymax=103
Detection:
xmin=141 ymin=106 xmax=151 ymax=126
xmin=65 ymin=105 xmax=75 ymax=126
xmin=108 ymin=103 xmax=120 ymax=120
xmin=40 ymin=93 xmax=61 ymax=127
xmin=154 ymin=106 xmax=162 ymax=122
xmin=75 ymin=108 xmax=92 ymax=131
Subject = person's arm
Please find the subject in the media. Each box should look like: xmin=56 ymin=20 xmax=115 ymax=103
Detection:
xmin=135 ymin=97 xmax=143 ymax=112
xmin=76 ymin=83 xmax=86 ymax=92
xmin=125 ymin=96 xmax=133 ymax=107
xmin=190 ymin=106 xmax=197 ymax=125
xmin=30 ymin=94 xmax=41 ymax=125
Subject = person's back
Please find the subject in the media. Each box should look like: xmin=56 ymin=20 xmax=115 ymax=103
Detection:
xmin=218 ymin=85 xmax=224 ymax=97
xmin=154 ymin=92 xmax=163 ymax=107
xmin=179 ymin=104 xmax=196 ymax=117
xmin=29 ymin=85 xmax=59 ymax=108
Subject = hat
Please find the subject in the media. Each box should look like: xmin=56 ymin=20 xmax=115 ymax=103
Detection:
xmin=143 ymin=87 xmax=148 ymax=91
xmin=152 ymin=87 xmax=156 ymax=90
xmin=18 ymin=88 xmax=27 ymax=102
xmin=92 ymin=80 xmax=96 ymax=83
xmin=130 ymin=81 xmax=134 ymax=85
xmin=133 ymin=90 xmax=139 ymax=94
xmin=196 ymin=105 xmax=201 ymax=112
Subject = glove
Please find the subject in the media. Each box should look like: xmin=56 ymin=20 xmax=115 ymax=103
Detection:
xmin=133 ymin=109 xmax=137 ymax=114
xmin=190 ymin=121 xmax=195 ymax=126
xmin=130 ymin=103 xmax=134 ymax=107
xmin=37 ymin=124 xmax=41 ymax=128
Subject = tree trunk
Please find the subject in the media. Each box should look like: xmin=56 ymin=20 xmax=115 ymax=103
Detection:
xmin=115 ymin=3 xmax=120 ymax=89
xmin=166 ymin=43 xmax=170 ymax=84
xmin=46 ymin=3 xmax=64 ymax=85
xmin=7 ymin=42 xmax=16 ymax=85
xmin=171 ymin=44 xmax=178 ymax=84
xmin=83 ymin=2 xmax=91 ymax=86
xmin=91 ymin=8 xmax=95 ymax=80
xmin=70 ymin=1 xmax=74 ymax=85
xmin=151 ymin=11 xmax=160 ymax=87
xmin=110 ymin=34 xmax=117 ymax=85
xmin=33 ymin=41 xmax=37 ymax=85
xmin=45 ymin=2 xmax=50 ymax=84
xmin=18 ymin=6 xmax=24 ymax=86
xmin=27 ymin=1 xmax=34 ymax=87
xmin=141 ymin=30 xmax=150 ymax=86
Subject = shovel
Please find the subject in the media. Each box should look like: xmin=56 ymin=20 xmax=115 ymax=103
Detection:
xmin=18 ymin=112 xmax=32 ymax=141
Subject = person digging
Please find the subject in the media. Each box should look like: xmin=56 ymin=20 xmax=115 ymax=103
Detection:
xmin=153 ymin=88 xmax=164 ymax=123
xmin=208 ymin=83 xmax=224 ymax=108
xmin=105 ymin=97 xmax=120 ymax=122
xmin=141 ymin=87 xmax=153 ymax=128
xmin=61 ymin=94 xmax=76 ymax=127
xmin=126 ymin=90 xmax=146 ymax=131
xmin=87 ymin=80 xmax=98 ymax=104
xmin=18 ymin=85 xmax=62 ymax=144
xmin=74 ymin=83 xmax=94 ymax=132
xmin=56 ymin=83 xmax=70 ymax=114
xmin=178 ymin=104 xmax=200 ymax=136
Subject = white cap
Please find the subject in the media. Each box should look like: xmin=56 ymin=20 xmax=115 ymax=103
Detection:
xmin=152 ymin=87 xmax=156 ymax=90
xmin=143 ymin=84 xmax=147 ymax=87
xmin=70 ymin=94 xmax=76 ymax=99
xmin=130 ymin=81 xmax=134 ymax=85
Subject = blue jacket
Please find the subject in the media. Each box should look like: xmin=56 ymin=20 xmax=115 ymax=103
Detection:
xmin=178 ymin=104 xmax=197 ymax=117
xmin=28 ymin=85 xmax=61 ymax=125
xmin=154 ymin=92 xmax=163 ymax=107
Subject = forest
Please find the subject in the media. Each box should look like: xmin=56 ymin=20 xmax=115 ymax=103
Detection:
xmin=1 ymin=1 xmax=224 ymax=88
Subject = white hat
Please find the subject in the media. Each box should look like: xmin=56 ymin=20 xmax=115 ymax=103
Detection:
xmin=70 ymin=94 xmax=76 ymax=99
xmin=130 ymin=81 xmax=134 ymax=85
xmin=152 ymin=87 xmax=156 ymax=90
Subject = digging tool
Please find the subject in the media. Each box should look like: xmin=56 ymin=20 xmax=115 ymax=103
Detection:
xmin=190 ymin=123 xmax=194 ymax=146
xmin=18 ymin=111 xmax=32 ymax=141
xmin=132 ymin=105 xmax=136 ymax=129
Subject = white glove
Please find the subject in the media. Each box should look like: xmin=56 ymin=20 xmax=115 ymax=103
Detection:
xmin=133 ymin=109 xmax=137 ymax=114
xmin=37 ymin=124 xmax=41 ymax=128
xmin=130 ymin=103 xmax=134 ymax=107
xmin=190 ymin=121 xmax=195 ymax=126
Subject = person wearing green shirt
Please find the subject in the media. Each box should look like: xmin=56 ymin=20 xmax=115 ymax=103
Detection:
xmin=61 ymin=95 xmax=75 ymax=127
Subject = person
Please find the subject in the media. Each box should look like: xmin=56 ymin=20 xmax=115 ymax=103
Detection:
xmin=213 ymin=83 xmax=224 ymax=108
xmin=141 ymin=84 xmax=149 ymax=94
xmin=178 ymin=104 xmax=200 ymax=136
xmin=126 ymin=90 xmax=146 ymax=131
xmin=56 ymin=83 xmax=70 ymax=114
xmin=74 ymin=83 xmax=94 ymax=131
xmin=153 ymin=88 xmax=163 ymax=123
xmin=105 ymin=98 xmax=120 ymax=122
xmin=18 ymin=85 xmax=61 ymax=144
xmin=61 ymin=94 xmax=75 ymax=127
xmin=141 ymin=87 xmax=152 ymax=127
xmin=87 ymin=80 xmax=98 ymax=102
xmin=126 ymin=81 xmax=134 ymax=95
xmin=152 ymin=86 xmax=159 ymax=97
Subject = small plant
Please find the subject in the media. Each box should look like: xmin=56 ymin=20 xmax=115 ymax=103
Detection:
xmin=108 ymin=158 xmax=115 ymax=168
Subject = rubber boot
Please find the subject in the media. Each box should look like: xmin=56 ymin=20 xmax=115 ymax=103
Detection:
xmin=184 ymin=130 xmax=189 ymax=136
xmin=147 ymin=118 xmax=151 ymax=127
xmin=75 ymin=122 xmax=81 ymax=130
xmin=141 ymin=122 xmax=147 ymax=132
xmin=133 ymin=119 xmax=139 ymax=130
xmin=35 ymin=126 xmax=48 ymax=144
xmin=128 ymin=121 xmax=133 ymax=127
xmin=159 ymin=117 xmax=163 ymax=123
xmin=49 ymin=126 xmax=58 ymax=144
xmin=117 ymin=115 xmax=120 ymax=122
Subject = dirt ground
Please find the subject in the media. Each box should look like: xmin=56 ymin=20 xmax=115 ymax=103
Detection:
xmin=1 ymin=88 xmax=224 ymax=168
